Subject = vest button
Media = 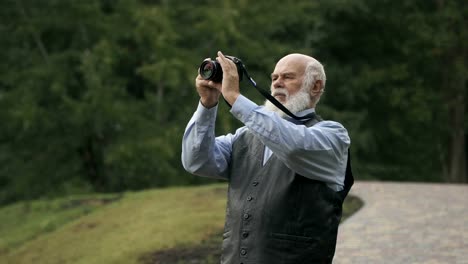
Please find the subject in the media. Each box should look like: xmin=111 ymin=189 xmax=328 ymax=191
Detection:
xmin=252 ymin=181 xmax=259 ymax=186
xmin=240 ymin=249 xmax=247 ymax=255
xmin=242 ymin=232 xmax=249 ymax=238
xmin=243 ymin=213 xmax=250 ymax=219
xmin=247 ymin=196 xmax=253 ymax=201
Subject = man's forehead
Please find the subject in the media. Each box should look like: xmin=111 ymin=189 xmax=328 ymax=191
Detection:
xmin=272 ymin=60 xmax=306 ymax=75
xmin=271 ymin=71 xmax=297 ymax=77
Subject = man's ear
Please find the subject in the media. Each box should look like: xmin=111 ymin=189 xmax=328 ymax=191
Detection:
xmin=310 ymin=80 xmax=323 ymax=96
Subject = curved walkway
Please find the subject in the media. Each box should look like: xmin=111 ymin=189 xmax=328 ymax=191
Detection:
xmin=334 ymin=181 xmax=468 ymax=264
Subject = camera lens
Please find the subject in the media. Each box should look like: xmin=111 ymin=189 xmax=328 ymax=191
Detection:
xmin=199 ymin=59 xmax=222 ymax=82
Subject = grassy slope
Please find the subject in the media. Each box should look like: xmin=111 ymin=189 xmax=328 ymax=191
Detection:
xmin=1 ymin=184 xmax=362 ymax=264
xmin=2 ymin=184 xmax=227 ymax=264
xmin=0 ymin=193 xmax=122 ymax=252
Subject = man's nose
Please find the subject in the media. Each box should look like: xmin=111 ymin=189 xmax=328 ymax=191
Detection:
xmin=272 ymin=78 xmax=283 ymax=88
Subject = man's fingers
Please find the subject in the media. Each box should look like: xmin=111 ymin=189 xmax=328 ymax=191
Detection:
xmin=216 ymin=51 xmax=236 ymax=70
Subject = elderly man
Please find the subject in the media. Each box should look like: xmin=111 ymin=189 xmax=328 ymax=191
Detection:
xmin=182 ymin=51 xmax=353 ymax=264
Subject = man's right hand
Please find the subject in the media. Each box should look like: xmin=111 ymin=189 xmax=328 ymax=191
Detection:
xmin=195 ymin=74 xmax=221 ymax=108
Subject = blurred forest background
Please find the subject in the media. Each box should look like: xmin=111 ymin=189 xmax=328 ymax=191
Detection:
xmin=0 ymin=0 xmax=466 ymax=206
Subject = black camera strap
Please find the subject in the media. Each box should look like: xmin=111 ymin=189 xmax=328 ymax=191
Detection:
xmin=239 ymin=66 xmax=316 ymax=123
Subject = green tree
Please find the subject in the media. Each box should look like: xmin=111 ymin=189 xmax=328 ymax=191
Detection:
xmin=318 ymin=0 xmax=467 ymax=182
xmin=1 ymin=0 xmax=466 ymax=206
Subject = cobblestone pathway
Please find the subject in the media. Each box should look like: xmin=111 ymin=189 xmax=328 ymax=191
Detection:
xmin=334 ymin=181 xmax=468 ymax=264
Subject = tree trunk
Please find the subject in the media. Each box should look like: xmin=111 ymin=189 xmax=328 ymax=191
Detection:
xmin=438 ymin=0 xmax=467 ymax=183
xmin=445 ymin=44 xmax=467 ymax=183
xmin=156 ymin=81 xmax=164 ymax=123
xmin=447 ymin=83 xmax=467 ymax=183
xmin=78 ymin=135 xmax=104 ymax=189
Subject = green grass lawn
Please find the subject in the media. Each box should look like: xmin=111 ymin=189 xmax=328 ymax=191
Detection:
xmin=0 ymin=184 xmax=362 ymax=264
xmin=0 ymin=193 xmax=123 ymax=253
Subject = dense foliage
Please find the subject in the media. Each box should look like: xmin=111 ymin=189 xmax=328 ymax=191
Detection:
xmin=0 ymin=0 xmax=466 ymax=205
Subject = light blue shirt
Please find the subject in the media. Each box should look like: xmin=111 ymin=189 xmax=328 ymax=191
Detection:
xmin=181 ymin=95 xmax=350 ymax=191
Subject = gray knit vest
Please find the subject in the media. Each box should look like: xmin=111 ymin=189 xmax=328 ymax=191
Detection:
xmin=221 ymin=116 xmax=353 ymax=264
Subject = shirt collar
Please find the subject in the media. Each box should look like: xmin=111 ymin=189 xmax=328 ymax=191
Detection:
xmin=284 ymin=108 xmax=316 ymax=124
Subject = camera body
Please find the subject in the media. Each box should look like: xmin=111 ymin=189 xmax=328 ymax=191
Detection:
xmin=199 ymin=55 xmax=243 ymax=83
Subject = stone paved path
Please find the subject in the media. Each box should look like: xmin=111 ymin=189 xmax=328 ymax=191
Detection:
xmin=334 ymin=181 xmax=468 ymax=264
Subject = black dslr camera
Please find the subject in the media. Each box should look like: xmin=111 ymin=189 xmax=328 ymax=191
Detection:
xmin=199 ymin=55 xmax=244 ymax=83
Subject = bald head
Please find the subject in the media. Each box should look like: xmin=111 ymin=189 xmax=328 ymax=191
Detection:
xmin=276 ymin=53 xmax=326 ymax=88
xmin=271 ymin=53 xmax=326 ymax=106
xmin=273 ymin=54 xmax=313 ymax=82
xmin=276 ymin=53 xmax=316 ymax=68
xmin=265 ymin=53 xmax=326 ymax=116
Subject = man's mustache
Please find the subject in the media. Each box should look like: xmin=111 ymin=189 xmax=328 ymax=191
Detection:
xmin=272 ymin=88 xmax=288 ymax=97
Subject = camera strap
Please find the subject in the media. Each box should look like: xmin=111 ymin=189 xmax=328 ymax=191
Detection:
xmin=240 ymin=67 xmax=317 ymax=123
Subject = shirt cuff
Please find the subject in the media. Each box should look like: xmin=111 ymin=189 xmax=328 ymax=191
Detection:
xmin=194 ymin=101 xmax=218 ymax=125
xmin=230 ymin=95 xmax=259 ymax=123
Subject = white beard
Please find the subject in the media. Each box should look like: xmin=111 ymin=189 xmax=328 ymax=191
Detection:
xmin=263 ymin=87 xmax=311 ymax=118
